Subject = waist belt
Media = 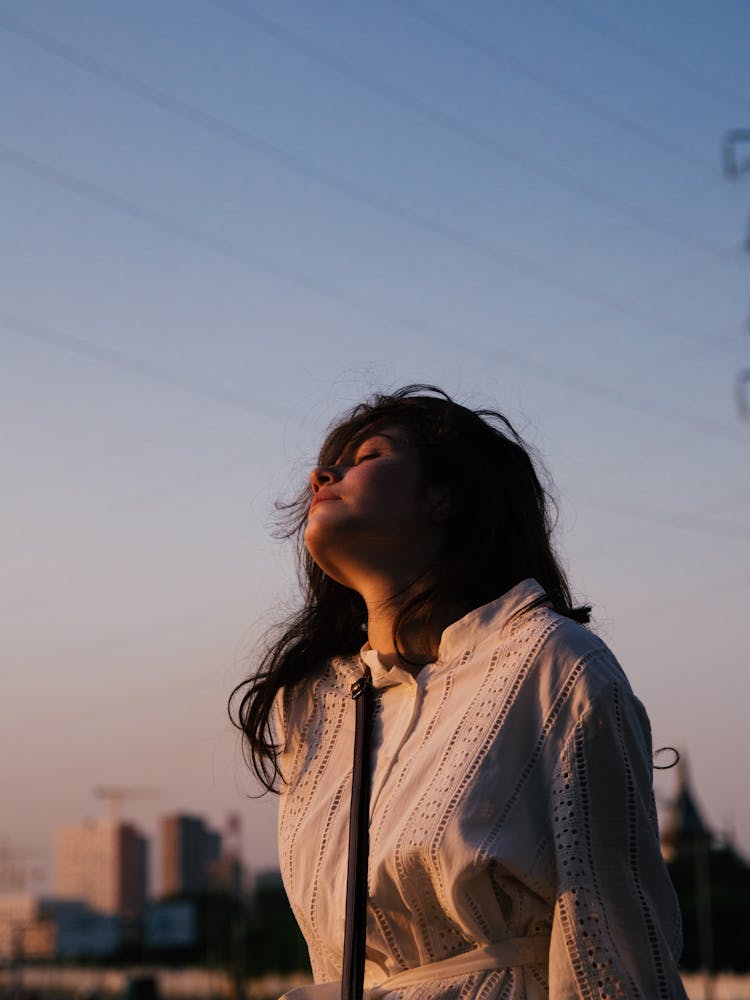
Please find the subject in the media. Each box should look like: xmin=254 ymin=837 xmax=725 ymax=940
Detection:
xmin=368 ymin=937 xmax=551 ymax=999
xmin=280 ymin=936 xmax=551 ymax=1000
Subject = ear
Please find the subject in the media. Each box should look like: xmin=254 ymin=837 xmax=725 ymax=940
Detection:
xmin=426 ymin=485 xmax=453 ymax=523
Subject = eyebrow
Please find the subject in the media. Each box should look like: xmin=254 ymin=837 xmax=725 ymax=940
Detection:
xmin=336 ymin=430 xmax=404 ymax=464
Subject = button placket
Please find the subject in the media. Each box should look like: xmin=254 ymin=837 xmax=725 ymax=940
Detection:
xmin=368 ymin=671 xmax=424 ymax=822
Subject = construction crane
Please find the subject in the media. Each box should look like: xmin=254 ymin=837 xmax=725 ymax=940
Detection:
xmin=93 ymin=785 xmax=162 ymax=822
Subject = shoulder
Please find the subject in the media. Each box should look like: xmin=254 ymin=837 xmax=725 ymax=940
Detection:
xmin=506 ymin=604 xmax=650 ymax=742
xmin=465 ymin=584 xmax=620 ymax=694
xmin=541 ymin=610 xmax=632 ymax=693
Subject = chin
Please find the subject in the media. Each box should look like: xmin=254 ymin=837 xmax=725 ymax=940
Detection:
xmin=304 ymin=522 xmax=336 ymax=568
xmin=304 ymin=531 xmax=358 ymax=590
xmin=305 ymin=507 xmax=348 ymax=549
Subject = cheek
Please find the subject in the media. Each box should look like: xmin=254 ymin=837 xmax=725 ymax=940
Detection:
xmin=363 ymin=463 xmax=423 ymax=504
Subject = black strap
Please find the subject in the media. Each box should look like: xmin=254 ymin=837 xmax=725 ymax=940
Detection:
xmin=342 ymin=666 xmax=374 ymax=1000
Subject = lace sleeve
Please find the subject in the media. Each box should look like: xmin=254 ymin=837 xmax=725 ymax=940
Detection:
xmin=548 ymin=667 xmax=687 ymax=999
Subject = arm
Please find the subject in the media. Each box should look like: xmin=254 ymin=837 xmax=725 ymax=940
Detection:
xmin=548 ymin=667 xmax=687 ymax=999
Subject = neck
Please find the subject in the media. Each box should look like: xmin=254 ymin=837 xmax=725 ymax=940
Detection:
xmin=363 ymin=584 xmax=464 ymax=671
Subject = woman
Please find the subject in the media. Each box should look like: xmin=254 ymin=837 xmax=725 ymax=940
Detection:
xmin=233 ymin=385 xmax=687 ymax=1000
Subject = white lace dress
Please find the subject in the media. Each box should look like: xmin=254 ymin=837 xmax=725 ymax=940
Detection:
xmin=276 ymin=579 xmax=687 ymax=999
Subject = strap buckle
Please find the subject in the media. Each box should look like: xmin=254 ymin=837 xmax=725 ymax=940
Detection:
xmin=351 ymin=672 xmax=370 ymax=700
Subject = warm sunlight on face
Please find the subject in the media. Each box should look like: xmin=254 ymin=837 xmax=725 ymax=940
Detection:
xmin=304 ymin=428 xmax=444 ymax=595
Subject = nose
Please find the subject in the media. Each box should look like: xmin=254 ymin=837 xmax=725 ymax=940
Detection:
xmin=309 ymin=465 xmax=339 ymax=493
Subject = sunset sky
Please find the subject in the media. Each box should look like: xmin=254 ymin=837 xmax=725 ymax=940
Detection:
xmin=2 ymin=0 xmax=749 ymax=890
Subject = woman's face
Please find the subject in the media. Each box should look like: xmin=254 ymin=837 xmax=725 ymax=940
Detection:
xmin=304 ymin=426 xmax=447 ymax=594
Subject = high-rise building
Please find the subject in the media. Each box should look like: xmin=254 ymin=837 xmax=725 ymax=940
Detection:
xmin=160 ymin=815 xmax=221 ymax=897
xmin=0 ymin=894 xmax=120 ymax=960
xmin=55 ymin=819 xmax=148 ymax=918
xmin=208 ymin=813 xmax=244 ymax=897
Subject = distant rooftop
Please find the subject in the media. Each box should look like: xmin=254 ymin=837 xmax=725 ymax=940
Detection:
xmin=661 ymin=753 xmax=713 ymax=860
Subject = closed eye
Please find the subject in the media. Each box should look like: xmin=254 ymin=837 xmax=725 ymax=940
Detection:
xmin=354 ymin=450 xmax=380 ymax=464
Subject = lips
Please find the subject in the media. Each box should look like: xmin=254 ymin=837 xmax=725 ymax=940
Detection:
xmin=310 ymin=491 xmax=339 ymax=510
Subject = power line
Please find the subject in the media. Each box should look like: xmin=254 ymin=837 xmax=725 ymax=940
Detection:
xmin=3 ymin=405 xmax=746 ymax=615
xmin=3 ymin=329 xmax=747 ymax=607
xmin=0 ymin=13 xmax=742 ymax=288
xmin=0 ymin=141 xmax=741 ymax=367
xmin=5 ymin=316 xmax=747 ymax=566
xmin=4 ymin=466 xmax=230 ymax=556
xmin=6 ymin=311 xmax=747 ymax=567
xmin=0 ymin=308 xmax=301 ymax=424
xmin=1 ymin=12 xmax=744 ymax=359
xmin=5 ymin=409 xmax=212 ymax=497
xmin=1 ymin=142 xmax=747 ymax=446
xmin=0 ymin=142 xmax=402 ymax=317
xmin=210 ymin=1 xmax=730 ymax=260
xmin=390 ymin=0 xmax=717 ymax=173
xmin=0 ymin=518 xmax=244 ymax=613
xmin=575 ymin=483 xmax=750 ymax=562
xmin=575 ymin=494 xmax=750 ymax=544
xmin=618 ymin=568 xmax=750 ymax=623
xmin=1 ymin=302 xmax=747 ymax=460
xmin=4 ymin=327 xmax=747 ymax=642
xmin=3 ymin=11 xmax=745 ymax=666
xmin=541 ymin=0 xmax=750 ymax=116
xmin=4 ymin=594 xmax=255 ymax=681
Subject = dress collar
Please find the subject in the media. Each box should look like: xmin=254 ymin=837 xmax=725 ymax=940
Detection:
xmin=437 ymin=578 xmax=548 ymax=661
xmin=358 ymin=579 xmax=548 ymax=690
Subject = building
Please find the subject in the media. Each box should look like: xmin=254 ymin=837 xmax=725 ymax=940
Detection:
xmin=0 ymin=894 xmax=119 ymax=960
xmin=55 ymin=819 xmax=148 ymax=918
xmin=660 ymin=754 xmax=713 ymax=862
xmin=143 ymin=899 xmax=196 ymax=949
xmin=160 ymin=815 xmax=221 ymax=897
xmin=209 ymin=812 xmax=245 ymax=897
xmin=660 ymin=753 xmax=750 ymax=973
xmin=0 ymin=894 xmax=39 ymax=960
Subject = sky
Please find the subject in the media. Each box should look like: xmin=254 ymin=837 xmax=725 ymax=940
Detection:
xmin=1 ymin=0 xmax=749 ymax=892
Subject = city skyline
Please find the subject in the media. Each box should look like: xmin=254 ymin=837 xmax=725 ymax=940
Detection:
xmin=2 ymin=0 xmax=749 ymax=889
xmin=0 ymin=743 xmax=738 ymax=898
xmin=1 ymin=809 xmax=252 ymax=900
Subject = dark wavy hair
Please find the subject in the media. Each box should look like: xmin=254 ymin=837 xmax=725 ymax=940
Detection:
xmin=230 ymin=385 xmax=591 ymax=791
